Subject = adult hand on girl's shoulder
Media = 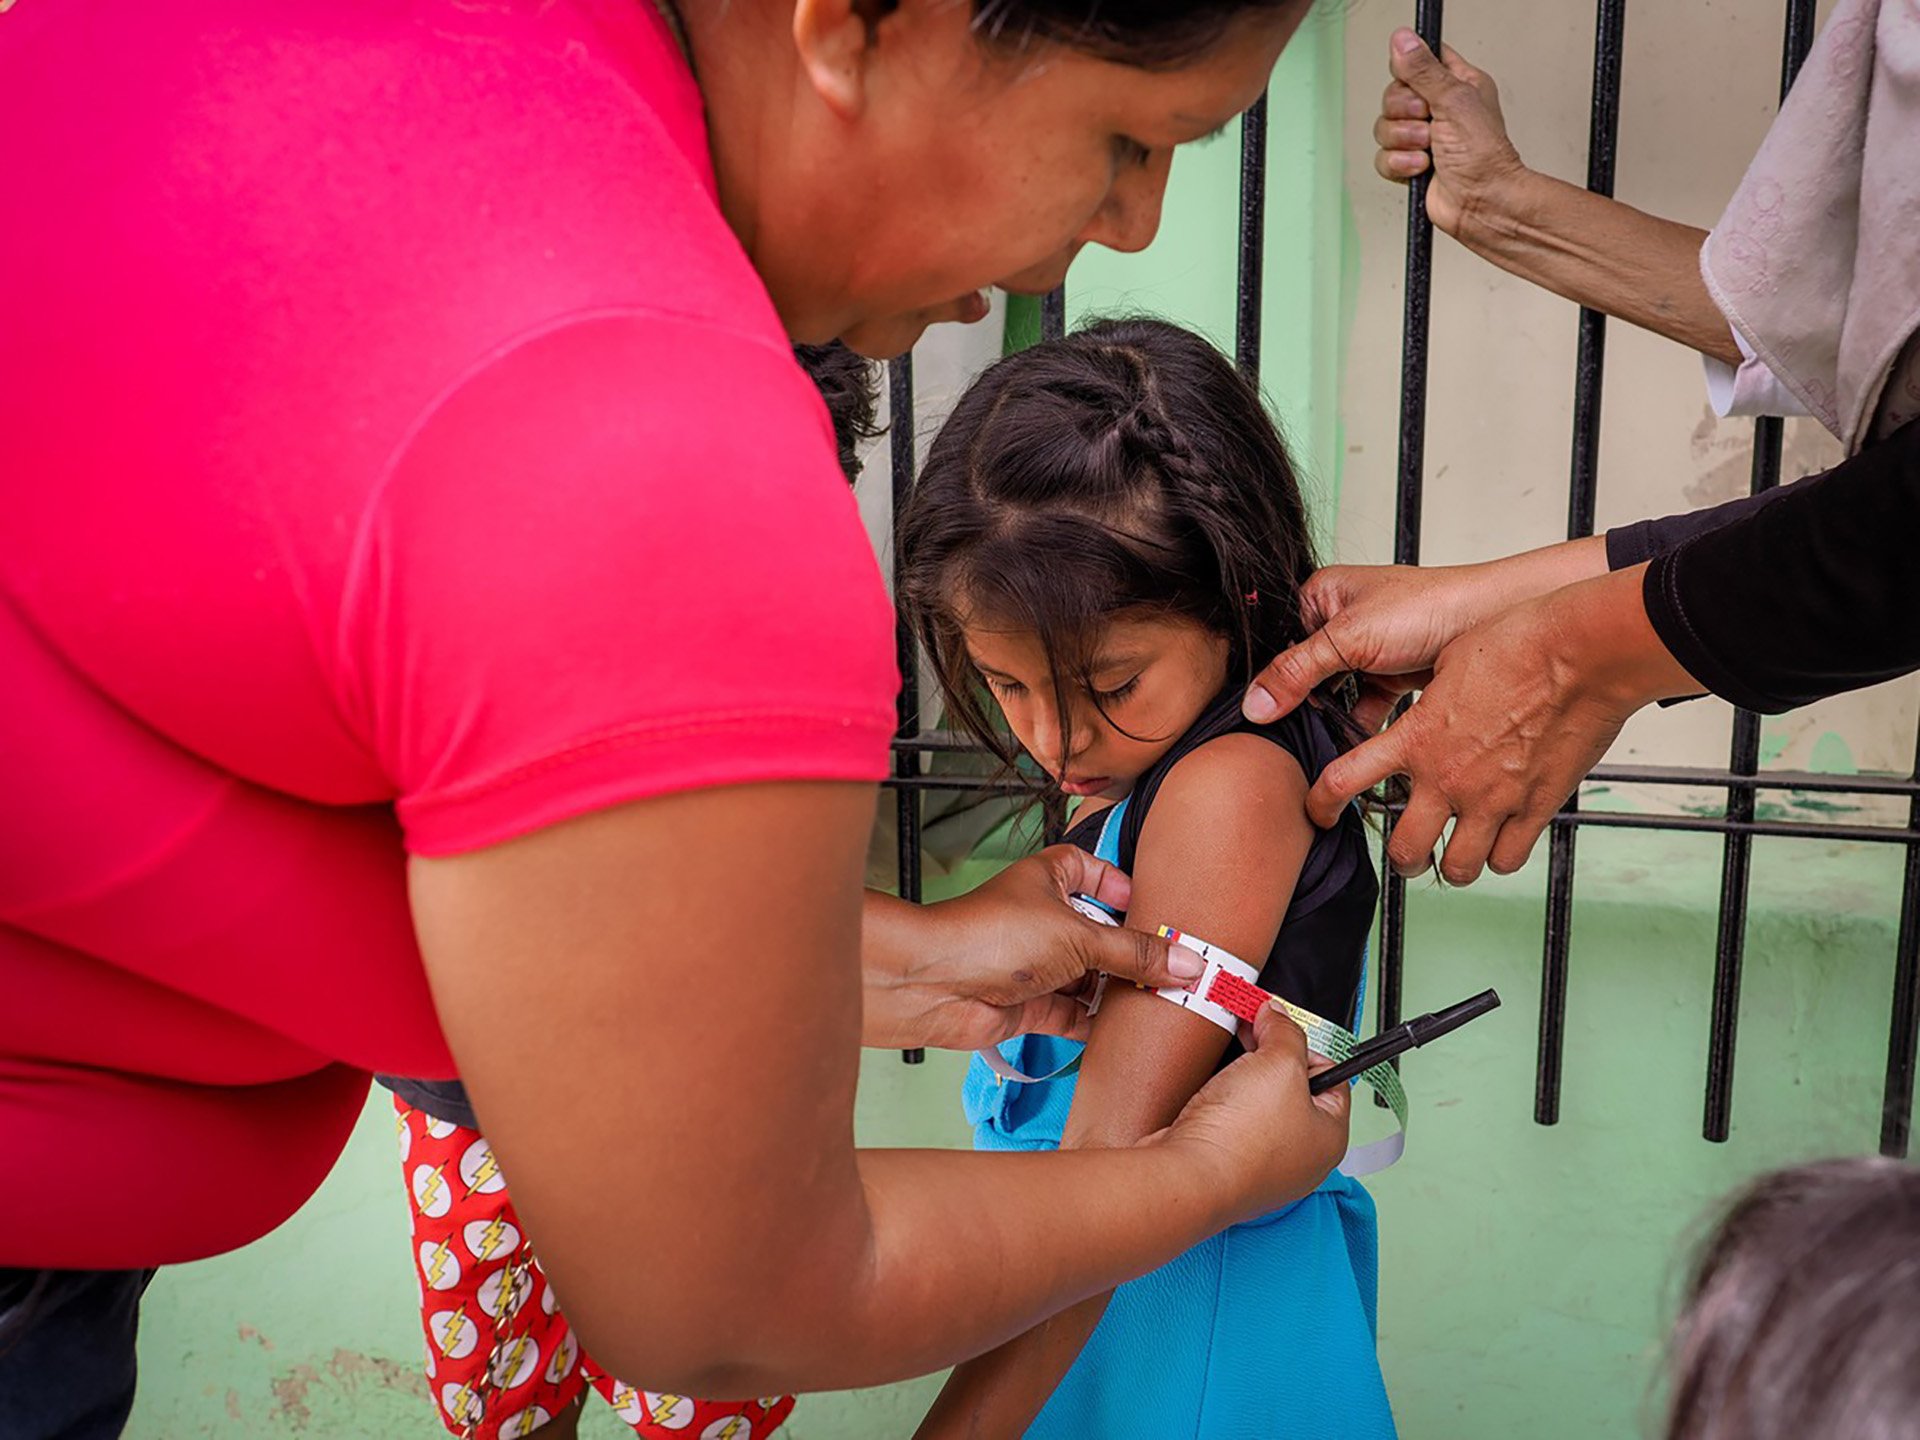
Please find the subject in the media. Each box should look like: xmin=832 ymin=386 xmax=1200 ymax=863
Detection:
xmin=1243 ymin=543 xmax=1614 ymax=741
xmin=1242 ymin=563 xmax=1478 ymax=732
xmin=1151 ymin=1007 xmax=1350 ymax=1220
xmin=875 ymin=847 xmax=1208 ymax=1051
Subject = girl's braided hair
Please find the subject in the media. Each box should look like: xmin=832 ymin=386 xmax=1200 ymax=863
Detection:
xmin=899 ymin=316 xmax=1341 ymax=782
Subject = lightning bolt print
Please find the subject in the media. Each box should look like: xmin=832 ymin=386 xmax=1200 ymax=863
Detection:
xmin=494 ymin=1332 xmax=537 ymax=1388
xmin=424 ymin=1240 xmax=455 ymax=1289
xmin=435 ymin=1304 xmax=471 ymax=1358
xmin=476 ymin=1215 xmax=509 ymax=1260
xmin=445 ymin=1382 xmax=481 ymax=1425
xmin=417 ymin=1164 xmax=448 ymax=1212
xmin=463 ymin=1147 xmax=501 ymax=1198
xmin=645 ymin=1392 xmax=681 ymax=1422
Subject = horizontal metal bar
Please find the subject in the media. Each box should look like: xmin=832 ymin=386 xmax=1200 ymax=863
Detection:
xmin=885 ymin=774 xmax=1040 ymax=796
xmin=892 ymin=737 xmax=1920 ymax=804
xmin=1547 ymin=810 xmax=1918 ymax=846
xmin=880 ymin=773 xmax=1920 ymax=843
xmin=1586 ymin=764 xmax=1920 ymax=799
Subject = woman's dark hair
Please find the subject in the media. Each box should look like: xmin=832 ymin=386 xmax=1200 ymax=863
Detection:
xmin=971 ymin=0 xmax=1304 ymax=68
xmin=793 ymin=342 xmax=880 ymax=484
xmin=898 ymin=316 xmax=1326 ymax=780
xmin=1663 ymin=1157 xmax=1920 ymax=1440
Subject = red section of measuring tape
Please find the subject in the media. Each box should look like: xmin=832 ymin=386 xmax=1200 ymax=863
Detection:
xmin=1205 ymin=970 xmax=1272 ymax=1026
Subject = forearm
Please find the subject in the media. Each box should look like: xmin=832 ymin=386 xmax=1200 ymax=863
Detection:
xmin=1544 ymin=562 xmax=1701 ymax=713
xmin=1461 ymin=170 xmax=1738 ymax=365
xmin=720 ymin=1139 xmax=1242 ymax=1396
xmin=914 ymin=996 xmax=1226 ymax=1436
xmin=1606 ymin=473 xmax=1814 ymax=570
xmin=1449 ymin=535 xmax=1609 ymax=620
xmin=917 ymin=1292 xmax=1114 ymax=1440
xmin=860 ymin=888 xmax=932 ymax=1047
xmin=1638 ymin=420 xmax=1920 ymax=712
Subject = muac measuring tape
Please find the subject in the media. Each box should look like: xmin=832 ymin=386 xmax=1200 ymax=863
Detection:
xmin=977 ymin=899 xmax=1408 ymax=1178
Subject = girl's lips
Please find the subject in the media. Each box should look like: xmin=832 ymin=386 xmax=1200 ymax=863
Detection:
xmin=1059 ymin=776 xmax=1111 ymax=797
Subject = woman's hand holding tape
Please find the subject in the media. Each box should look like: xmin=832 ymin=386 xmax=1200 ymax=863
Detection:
xmin=862 ymin=845 xmax=1208 ymax=1051
xmin=1151 ymin=1005 xmax=1351 ymax=1210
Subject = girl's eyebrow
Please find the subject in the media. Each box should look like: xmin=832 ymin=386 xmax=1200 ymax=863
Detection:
xmin=967 ymin=655 xmax=1020 ymax=681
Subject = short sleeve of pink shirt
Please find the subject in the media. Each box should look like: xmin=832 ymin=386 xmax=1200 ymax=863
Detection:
xmin=359 ymin=311 xmax=898 ymax=857
xmin=0 ymin=0 xmax=895 ymax=1264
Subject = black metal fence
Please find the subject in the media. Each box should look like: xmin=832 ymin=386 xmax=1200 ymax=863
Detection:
xmin=882 ymin=0 xmax=1920 ymax=1159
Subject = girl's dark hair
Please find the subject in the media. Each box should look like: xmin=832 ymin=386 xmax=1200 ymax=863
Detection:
xmin=1664 ymin=1157 xmax=1920 ymax=1440
xmin=899 ymin=316 xmax=1325 ymax=779
xmin=971 ymin=0 xmax=1304 ymax=68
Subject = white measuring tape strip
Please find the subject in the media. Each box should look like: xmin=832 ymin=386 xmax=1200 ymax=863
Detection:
xmin=1154 ymin=925 xmax=1405 ymax=1178
xmin=976 ymin=906 xmax=1406 ymax=1177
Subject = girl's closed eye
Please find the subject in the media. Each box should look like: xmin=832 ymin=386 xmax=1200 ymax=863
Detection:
xmin=1093 ymin=674 xmax=1141 ymax=704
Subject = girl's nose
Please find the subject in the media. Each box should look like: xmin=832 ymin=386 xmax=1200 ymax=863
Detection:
xmin=1030 ymin=700 xmax=1090 ymax=772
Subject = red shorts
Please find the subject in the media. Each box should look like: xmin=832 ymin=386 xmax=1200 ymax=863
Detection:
xmin=395 ymin=1098 xmax=795 ymax=1439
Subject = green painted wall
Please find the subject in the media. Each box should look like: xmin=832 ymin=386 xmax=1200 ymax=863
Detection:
xmin=125 ymin=12 xmax=1911 ymax=1438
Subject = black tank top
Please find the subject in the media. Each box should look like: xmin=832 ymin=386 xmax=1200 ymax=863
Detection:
xmin=1063 ymin=692 xmax=1379 ymax=1032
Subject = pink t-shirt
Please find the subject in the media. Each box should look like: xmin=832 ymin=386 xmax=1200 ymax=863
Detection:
xmin=0 ymin=0 xmax=897 ymax=1265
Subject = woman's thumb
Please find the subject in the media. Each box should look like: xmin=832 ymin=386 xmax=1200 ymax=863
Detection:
xmin=1389 ymin=28 xmax=1454 ymax=102
xmin=1093 ymin=923 xmax=1206 ymax=992
xmin=1244 ymin=1000 xmax=1309 ymax=1060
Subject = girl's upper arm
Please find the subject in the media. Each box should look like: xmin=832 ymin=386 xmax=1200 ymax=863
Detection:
xmin=1061 ymin=733 xmax=1315 ymax=1151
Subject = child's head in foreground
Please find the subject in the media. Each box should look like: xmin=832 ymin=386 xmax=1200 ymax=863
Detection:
xmin=1664 ymin=1156 xmax=1920 ymax=1440
xmin=899 ymin=317 xmax=1327 ymax=803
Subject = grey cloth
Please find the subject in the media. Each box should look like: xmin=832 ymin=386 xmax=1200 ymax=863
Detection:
xmin=375 ymin=1074 xmax=480 ymax=1131
xmin=1702 ymin=0 xmax=1920 ymax=451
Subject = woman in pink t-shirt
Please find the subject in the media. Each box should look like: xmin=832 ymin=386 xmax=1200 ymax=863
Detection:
xmin=0 ymin=0 xmax=1344 ymax=1425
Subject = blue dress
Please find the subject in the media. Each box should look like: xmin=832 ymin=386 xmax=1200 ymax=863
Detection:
xmin=962 ymin=703 xmax=1398 ymax=1439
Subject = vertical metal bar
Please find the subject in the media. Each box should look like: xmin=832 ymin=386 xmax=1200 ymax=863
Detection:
xmin=1535 ymin=0 xmax=1626 ymax=1126
xmin=1392 ymin=0 xmax=1443 ymax=574
xmin=889 ymin=355 xmax=926 ymax=1064
xmin=1702 ymin=0 xmax=1813 ymax=1137
xmin=1885 ymin=720 xmax=1920 ymax=1157
xmin=1378 ymin=0 xmax=1444 ymax=1049
xmin=1041 ymin=285 xmax=1067 ymax=342
xmin=1703 ymin=425 xmax=1778 ymax=1138
xmin=1235 ymin=93 xmax=1269 ymax=380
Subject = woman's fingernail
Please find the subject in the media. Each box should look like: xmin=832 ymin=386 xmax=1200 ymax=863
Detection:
xmin=1242 ymin=687 xmax=1279 ymax=723
xmin=1169 ymin=946 xmax=1205 ymax=981
xmin=1269 ymin=997 xmax=1289 ymax=1012
xmin=1394 ymin=28 xmax=1423 ymax=54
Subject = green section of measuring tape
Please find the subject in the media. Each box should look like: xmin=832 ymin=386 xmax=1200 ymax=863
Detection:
xmin=1269 ymin=994 xmax=1409 ymax=1135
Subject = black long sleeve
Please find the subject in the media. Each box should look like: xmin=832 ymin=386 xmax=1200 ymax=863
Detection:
xmin=1603 ymin=419 xmax=1920 ymax=714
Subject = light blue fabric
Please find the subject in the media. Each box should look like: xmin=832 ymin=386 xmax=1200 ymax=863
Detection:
xmin=958 ymin=797 xmax=1396 ymax=1438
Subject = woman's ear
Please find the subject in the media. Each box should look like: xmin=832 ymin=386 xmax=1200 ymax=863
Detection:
xmin=792 ymin=0 xmax=879 ymax=120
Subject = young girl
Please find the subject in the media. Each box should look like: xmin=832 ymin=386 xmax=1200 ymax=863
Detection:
xmin=900 ymin=318 xmax=1395 ymax=1439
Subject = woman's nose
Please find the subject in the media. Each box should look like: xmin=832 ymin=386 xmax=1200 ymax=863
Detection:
xmin=1078 ymin=148 xmax=1174 ymax=256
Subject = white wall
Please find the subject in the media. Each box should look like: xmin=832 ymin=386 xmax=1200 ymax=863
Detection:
xmin=1337 ymin=0 xmax=1916 ymax=826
